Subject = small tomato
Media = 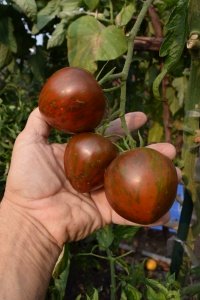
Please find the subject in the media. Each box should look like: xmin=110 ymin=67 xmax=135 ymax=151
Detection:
xmin=64 ymin=133 xmax=118 ymax=193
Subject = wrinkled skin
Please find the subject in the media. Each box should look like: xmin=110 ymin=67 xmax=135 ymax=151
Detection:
xmin=104 ymin=148 xmax=178 ymax=225
xmin=64 ymin=133 xmax=118 ymax=193
xmin=39 ymin=67 xmax=106 ymax=133
xmin=2 ymin=108 xmax=180 ymax=248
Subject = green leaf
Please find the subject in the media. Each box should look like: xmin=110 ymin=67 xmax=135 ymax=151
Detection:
xmin=146 ymin=286 xmax=166 ymax=300
xmin=28 ymin=47 xmax=46 ymax=81
xmin=67 ymin=16 xmax=127 ymax=73
xmin=172 ymin=77 xmax=187 ymax=107
xmin=96 ymin=225 xmax=114 ymax=249
xmin=121 ymin=284 xmax=142 ymax=300
xmin=60 ymin=0 xmax=80 ymax=13
xmin=148 ymin=122 xmax=164 ymax=144
xmin=146 ymin=279 xmax=168 ymax=295
xmin=84 ymin=0 xmax=99 ymax=11
xmin=0 ymin=43 xmax=12 ymax=69
xmin=166 ymin=86 xmax=180 ymax=116
xmin=86 ymin=288 xmax=99 ymax=300
xmin=47 ymin=19 xmax=67 ymax=49
xmin=112 ymin=225 xmax=139 ymax=247
xmin=48 ymin=245 xmax=70 ymax=300
xmin=0 ymin=17 xmax=17 ymax=53
xmin=96 ymin=25 xmax=127 ymax=61
xmin=32 ymin=0 xmax=60 ymax=34
xmin=115 ymin=2 xmax=136 ymax=26
xmin=12 ymin=0 xmax=37 ymax=21
xmin=67 ymin=15 xmax=103 ymax=73
xmin=153 ymin=0 xmax=188 ymax=99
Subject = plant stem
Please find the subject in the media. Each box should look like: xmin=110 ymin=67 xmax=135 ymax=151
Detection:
xmin=119 ymin=0 xmax=153 ymax=148
xmin=171 ymin=0 xmax=200 ymax=282
xmin=98 ymin=72 xmax=123 ymax=85
xmin=109 ymin=0 xmax=114 ymax=24
xmin=183 ymin=0 xmax=200 ymax=236
xmin=106 ymin=248 xmax=117 ymax=300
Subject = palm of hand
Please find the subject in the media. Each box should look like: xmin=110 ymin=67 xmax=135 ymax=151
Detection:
xmin=4 ymin=108 xmax=174 ymax=247
xmin=5 ymin=132 xmax=107 ymax=247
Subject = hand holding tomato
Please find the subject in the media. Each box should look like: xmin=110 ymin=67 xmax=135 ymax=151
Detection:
xmin=2 ymin=108 xmax=180 ymax=248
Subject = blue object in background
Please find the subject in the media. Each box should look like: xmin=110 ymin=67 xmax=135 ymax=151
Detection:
xmin=151 ymin=184 xmax=184 ymax=232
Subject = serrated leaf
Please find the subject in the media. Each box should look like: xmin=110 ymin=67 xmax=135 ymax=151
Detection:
xmin=47 ymin=19 xmax=67 ymax=49
xmin=115 ymin=2 xmax=136 ymax=26
xmin=67 ymin=16 xmax=127 ymax=73
xmin=32 ymin=0 xmax=60 ymax=34
xmin=0 ymin=43 xmax=12 ymax=69
xmin=153 ymin=0 xmax=188 ymax=99
xmin=12 ymin=0 xmax=37 ymax=21
xmin=84 ymin=0 xmax=99 ymax=11
xmin=0 ymin=17 xmax=17 ymax=53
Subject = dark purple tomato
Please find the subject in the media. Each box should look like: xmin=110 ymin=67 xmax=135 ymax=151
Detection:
xmin=39 ymin=67 xmax=106 ymax=133
xmin=64 ymin=133 xmax=118 ymax=193
xmin=104 ymin=147 xmax=178 ymax=224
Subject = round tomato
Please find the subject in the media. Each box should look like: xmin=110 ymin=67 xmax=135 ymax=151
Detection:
xmin=39 ymin=67 xmax=106 ymax=133
xmin=104 ymin=147 xmax=178 ymax=224
xmin=64 ymin=133 xmax=118 ymax=193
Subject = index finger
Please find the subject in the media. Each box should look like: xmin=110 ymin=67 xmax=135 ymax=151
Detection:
xmin=19 ymin=107 xmax=51 ymax=143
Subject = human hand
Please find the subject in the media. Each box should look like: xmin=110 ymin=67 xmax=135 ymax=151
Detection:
xmin=2 ymin=108 xmax=179 ymax=248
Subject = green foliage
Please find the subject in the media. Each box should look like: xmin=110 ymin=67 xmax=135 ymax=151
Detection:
xmin=115 ymin=2 xmax=136 ymax=27
xmin=12 ymin=0 xmax=37 ymax=21
xmin=47 ymin=245 xmax=71 ymax=300
xmin=0 ymin=0 xmax=198 ymax=299
xmin=153 ymin=0 xmax=188 ymax=99
xmin=67 ymin=15 xmax=127 ymax=73
xmin=32 ymin=0 xmax=60 ymax=34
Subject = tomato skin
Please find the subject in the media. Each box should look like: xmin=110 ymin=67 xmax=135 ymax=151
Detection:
xmin=39 ymin=67 xmax=106 ymax=133
xmin=64 ymin=133 xmax=118 ymax=193
xmin=104 ymin=147 xmax=178 ymax=224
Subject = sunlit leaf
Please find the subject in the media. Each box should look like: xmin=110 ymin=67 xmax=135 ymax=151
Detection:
xmin=59 ymin=0 xmax=81 ymax=17
xmin=115 ymin=2 xmax=136 ymax=26
xmin=12 ymin=0 xmax=37 ymax=20
xmin=96 ymin=25 xmax=127 ymax=61
xmin=84 ymin=0 xmax=99 ymax=11
xmin=67 ymin=16 xmax=127 ymax=73
xmin=32 ymin=0 xmax=60 ymax=34
xmin=47 ymin=19 xmax=67 ymax=49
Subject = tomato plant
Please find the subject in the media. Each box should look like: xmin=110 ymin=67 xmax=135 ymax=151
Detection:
xmin=104 ymin=147 xmax=178 ymax=225
xmin=64 ymin=132 xmax=118 ymax=193
xmin=39 ymin=67 xmax=106 ymax=133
